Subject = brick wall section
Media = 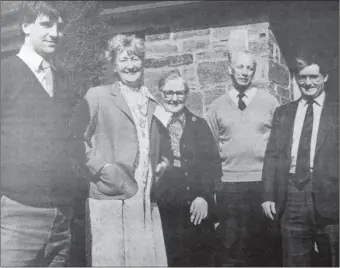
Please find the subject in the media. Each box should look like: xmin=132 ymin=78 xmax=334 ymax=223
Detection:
xmin=104 ymin=22 xmax=293 ymax=116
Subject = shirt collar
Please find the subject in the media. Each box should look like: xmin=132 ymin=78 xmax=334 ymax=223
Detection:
xmin=17 ymin=45 xmax=56 ymax=72
xmin=229 ymin=85 xmax=257 ymax=102
xmin=300 ymin=91 xmax=325 ymax=107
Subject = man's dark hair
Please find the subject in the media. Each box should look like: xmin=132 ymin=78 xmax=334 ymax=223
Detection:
xmin=293 ymin=49 xmax=329 ymax=76
xmin=18 ymin=1 xmax=66 ymax=35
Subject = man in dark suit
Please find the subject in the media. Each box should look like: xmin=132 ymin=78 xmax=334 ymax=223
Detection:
xmin=262 ymin=51 xmax=339 ymax=267
xmin=1 ymin=2 xmax=76 ymax=266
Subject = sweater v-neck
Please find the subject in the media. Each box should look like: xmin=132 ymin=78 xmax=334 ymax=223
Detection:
xmin=226 ymin=88 xmax=259 ymax=115
xmin=15 ymin=55 xmax=55 ymax=99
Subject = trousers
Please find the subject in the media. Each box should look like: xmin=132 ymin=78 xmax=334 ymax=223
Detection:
xmin=1 ymin=195 xmax=72 ymax=267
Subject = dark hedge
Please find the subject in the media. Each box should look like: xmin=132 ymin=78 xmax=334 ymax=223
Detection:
xmin=54 ymin=1 xmax=110 ymax=99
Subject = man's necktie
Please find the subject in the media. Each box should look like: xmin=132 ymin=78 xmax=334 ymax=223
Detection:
xmin=238 ymin=92 xmax=246 ymax=111
xmin=295 ymin=100 xmax=314 ymax=190
xmin=41 ymin=60 xmax=54 ymax=97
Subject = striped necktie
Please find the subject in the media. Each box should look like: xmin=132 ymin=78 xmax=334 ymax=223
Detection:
xmin=40 ymin=60 xmax=54 ymax=97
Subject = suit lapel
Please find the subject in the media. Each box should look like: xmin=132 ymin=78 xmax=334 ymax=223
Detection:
xmin=109 ymin=80 xmax=134 ymax=122
xmin=315 ymin=98 xmax=336 ymax=154
xmin=283 ymin=101 xmax=299 ymax=157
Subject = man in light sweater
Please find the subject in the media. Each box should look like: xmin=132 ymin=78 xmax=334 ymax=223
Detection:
xmin=206 ymin=50 xmax=280 ymax=266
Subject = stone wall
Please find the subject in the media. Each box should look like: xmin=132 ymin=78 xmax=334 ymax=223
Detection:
xmin=135 ymin=22 xmax=291 ymax=117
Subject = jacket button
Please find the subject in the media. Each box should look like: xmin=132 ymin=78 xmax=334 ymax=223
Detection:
xmin=186 ymin=186 xmax=190 ymax=191
xmin=185 ymin=172 xmax=188 ymax=176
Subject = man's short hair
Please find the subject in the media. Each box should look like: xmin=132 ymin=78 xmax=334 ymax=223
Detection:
xmin=293 ymin=50 xmax=329 ymax=76
xmin=227 ymin=49 xmax=257 ymax=69
xmin=19 ymin=1 xmax=66 ymax=34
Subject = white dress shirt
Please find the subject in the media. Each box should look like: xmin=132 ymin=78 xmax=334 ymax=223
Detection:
xmin=229 ymin=86 xmax=258 ymax=107
xmin=289 ymin=92 xmax=326 ymax=173
xmin=17 ymin=45 xmax=54 ymax=97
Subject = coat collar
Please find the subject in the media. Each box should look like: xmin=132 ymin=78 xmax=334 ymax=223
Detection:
xmin=109 ymin=79 xmax=157 ymax=130
xmin=282 ymin=100 xmax=299 ymax=156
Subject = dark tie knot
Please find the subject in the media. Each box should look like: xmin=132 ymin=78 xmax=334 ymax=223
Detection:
xmin=238 ymin=92 xmax=246 ymax=99
xmin=305 ymin=98 xmax=315 ymax=106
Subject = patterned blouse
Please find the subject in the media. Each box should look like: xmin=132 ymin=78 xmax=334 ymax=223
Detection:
xmin=168 ymin=112 xmax=186 ymax=167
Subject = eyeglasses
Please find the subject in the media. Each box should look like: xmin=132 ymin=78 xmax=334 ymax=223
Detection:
xmin=296 ymin=74 xmax=323 ymax=84
xmin=162 ymin=90 xmax=187 ymax=99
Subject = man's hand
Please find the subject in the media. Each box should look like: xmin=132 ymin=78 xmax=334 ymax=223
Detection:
xmin=262 ymin=201 xmax=276 ymax=220
xmin=155 ymin=161 xmax=167 ymax=179
xmin=190 ymin=197 xmax=208 ymax=225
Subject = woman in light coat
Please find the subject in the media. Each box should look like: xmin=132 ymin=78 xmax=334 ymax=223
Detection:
xmin=73 ymin=34 xmax=172 ymax=266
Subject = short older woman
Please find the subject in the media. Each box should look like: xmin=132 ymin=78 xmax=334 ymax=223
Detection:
xmin=153 ymin=70 xmax=223 ymax=266
xmin=74 ymin=34 xmax=172 ymax=266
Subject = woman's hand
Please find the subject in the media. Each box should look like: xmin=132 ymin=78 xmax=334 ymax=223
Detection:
xmin=190 ymin=197 xmax=208 ymax=225
xmin=155 ymin=161 xmax=167 ymax=179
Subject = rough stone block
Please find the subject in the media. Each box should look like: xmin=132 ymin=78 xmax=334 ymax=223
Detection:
xmin=248 ymin=38 xmax=269 ymax=56
xmin=145 ymin=27 xmax=171 ymax=42
xmin=227 ymin=29 xmax=248 ymax=52
xmin=180 ymin=65 xmax=199 ymax=88
xmin=268 ymin=61 xmax=290 ymax=88
xmin=273 ymin=43 xmax=281 ymax=62
xmin=146 ymin=43 xmax=178 ymax=55
xmin=247 ymin=25 xmax=269 ymax=42
xmin=183 ymin=39 xmax=210 ymax=52
xmin=253 ymin=56 xmax=268 ymax=81
xmin=197 ymin=61 xmax=230 ymax=86
xmin=277 ymin=85 xmax=291 ymax=100
xmin=212 ymin=27 xmax=232 ymax=40
xmin=146 ymin=33 xmax=170 ymax=42
xmin=196 ymin=50 xmax=229 ymax=61
xmin=144 ymin=54 xmax=193 ymax=68
xmin=268 ymin=82 xmax=277 ymax=96
xmin=173 ymin=29 xmax=210 ymax=40
xmin=211 ymin=40 xmax=229 ymax=51
xmin=204 ymin=87 xmax=227 ymax=107
xmin=144 ymin=68 xmax=176 ymax=95
xmin=252 ymin=81 xmax=269 ymax=92
xmin=186 ymin=91 xmax=204 ymax=117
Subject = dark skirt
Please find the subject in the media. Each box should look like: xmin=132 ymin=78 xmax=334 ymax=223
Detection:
xmin=157 ymin=168 xmax=218 ymax=267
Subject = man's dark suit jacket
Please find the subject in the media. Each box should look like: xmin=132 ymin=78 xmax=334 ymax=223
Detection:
xmin=262 ymin=93 xmax=339 ymax=222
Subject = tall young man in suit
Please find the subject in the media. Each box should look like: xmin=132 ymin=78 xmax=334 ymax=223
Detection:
xmin=206 ymin=50 xmax=280 ymax=266
xmin=262 ymin=52 xmax=339 ymax=266
xmin=1 ymin=2 xmax=76 ymax=266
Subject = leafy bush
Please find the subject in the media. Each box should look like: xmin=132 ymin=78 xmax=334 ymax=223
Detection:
xmin=55 ymin=1 xmax=110 ymax=99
